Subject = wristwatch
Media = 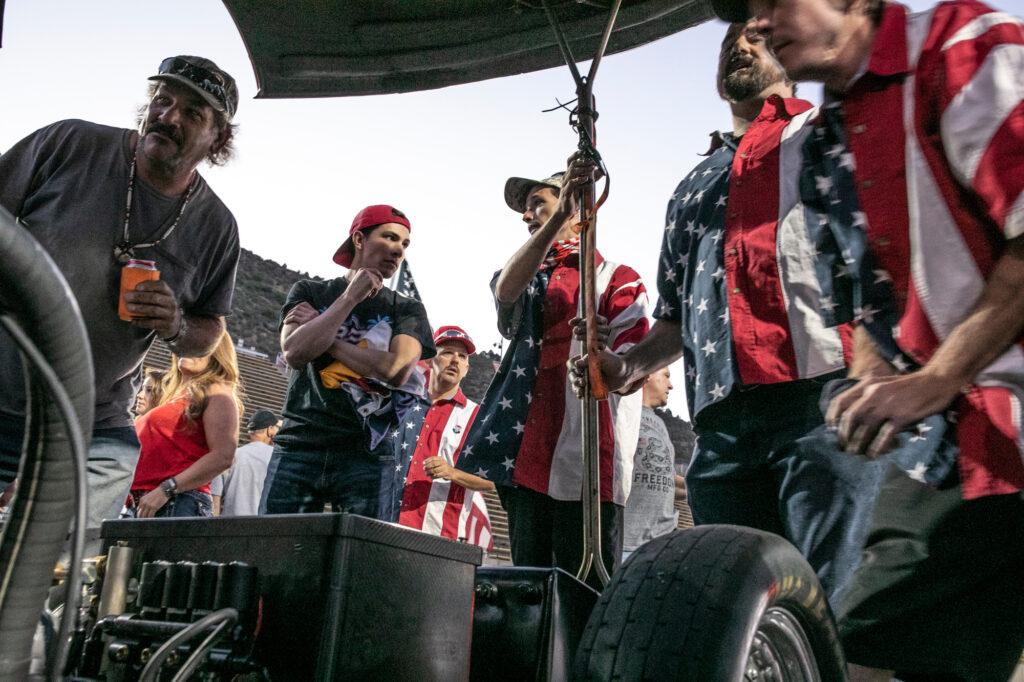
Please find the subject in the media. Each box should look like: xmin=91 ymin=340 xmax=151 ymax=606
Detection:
xmin=159 ymin=477 xmax=178 ymax=497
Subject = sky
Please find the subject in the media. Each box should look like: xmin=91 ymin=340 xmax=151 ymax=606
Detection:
xmin=0 ymin=0 xmax=934 ymax=419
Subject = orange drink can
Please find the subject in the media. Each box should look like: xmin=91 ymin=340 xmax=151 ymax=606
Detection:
xmin=118 ymin=259 xmax=160 ymax=321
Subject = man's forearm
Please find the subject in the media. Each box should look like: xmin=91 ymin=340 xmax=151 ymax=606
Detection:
xmin=451 ymin=469 xmax=496 ymax=492
xmin=171 ymin=315 xmax=225 ymax=357
xmin=848 ymin=325 xmax=897 ymax=379
xmin=328 ymin=340 xmax=416 ymax=386
xmin=919 ymin=237 xmax=1024 ymax=388
xmin=282 ymin=296 xmax=358 ymax=367
xmin=494 ymin=214 xmax=567 ymax=304
xmin=620 ymin=319 xmax=685 ymax=387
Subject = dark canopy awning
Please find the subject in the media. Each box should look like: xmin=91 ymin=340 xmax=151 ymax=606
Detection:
xmin=221 ymin=0 xmax=714 ymax=98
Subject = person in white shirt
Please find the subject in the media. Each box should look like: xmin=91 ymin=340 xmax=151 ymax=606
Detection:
xmin=214 ymin=410 xmax=280 ymax=516
xmin=622 ymin=368 xmax=685 ymax=561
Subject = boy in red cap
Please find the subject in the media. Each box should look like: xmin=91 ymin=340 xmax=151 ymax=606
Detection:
xmin=397 ymin=325 xmax=496 ymax=550
xmin=260 ymin=204 xmax=435 ymax=520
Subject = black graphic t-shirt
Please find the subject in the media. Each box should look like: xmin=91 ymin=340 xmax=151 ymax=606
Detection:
xmin=274 ymin=277 xmax=435 ymax=456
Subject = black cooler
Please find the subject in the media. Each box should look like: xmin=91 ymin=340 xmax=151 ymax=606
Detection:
xmin=101 ymin=513 xmax=482 ymax=680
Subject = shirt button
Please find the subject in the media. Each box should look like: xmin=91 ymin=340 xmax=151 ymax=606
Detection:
xmin=732 ymin=287 xmax=741 ymax=294
xmin=861 ymin=179 xmax=874 ymax=189
xmin=852 ymin=124 xmax=867 ymax=133
xmin=727 ymin=248 xmax=738 ymax=256
xmin=729 ymin=212 xmax=739 ymax=219
xmin=875 ymin=237 xmax=890 ymax=247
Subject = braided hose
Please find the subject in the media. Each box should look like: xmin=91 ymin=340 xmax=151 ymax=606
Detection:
xmin=0 ymin=208 xmax=94 ymax=679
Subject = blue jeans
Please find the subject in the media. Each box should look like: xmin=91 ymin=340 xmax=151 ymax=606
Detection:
xmin=0 ymin=419 xmax=140 ymax=555
xmin=259 ymin=444 xmax=391 ymax=520
xmin=157 ymin=490 xmax=213 ymax=518
xmin=126 ymin=489 xmax=213 ymax=518
xmin=686 ymin=373 xmax=862 ymax=604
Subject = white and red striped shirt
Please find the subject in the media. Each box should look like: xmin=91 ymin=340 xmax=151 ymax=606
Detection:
xmin=840 ymin=0 xmax=1024 ymax=498
xmin=398 ymin=390 xmax=493 ymax=550
xmin=511 ymin=256 xmax=649 ymax=505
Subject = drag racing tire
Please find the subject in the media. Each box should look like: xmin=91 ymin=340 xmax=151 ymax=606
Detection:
xmin=573 ymin=525 xmax=846 ymax=682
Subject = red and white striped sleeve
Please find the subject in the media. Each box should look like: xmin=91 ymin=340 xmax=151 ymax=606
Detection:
xmin=933 ymin=1 xmax=1024 ymax=239
xmin=601 ymin=264 xmax=650 ymax=354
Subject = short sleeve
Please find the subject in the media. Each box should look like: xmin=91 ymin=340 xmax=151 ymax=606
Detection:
xmin=187 ymin=217 xmax=240 ymax=318
xmin=601 ymin=264 xmax=649 ymax=353
xmin=490 ymin=269 xmax=526 ymax=340
xmin=210 ymin=472 xmax=225 ymax=496
xmin=654 ymin=196 xmax=684 ymax=322
xmin=393 ymin=296 xmax=436 ymax=360
xmin=0 ymin=121 xmax=70 ymax=218
xmin=930 ymin=6 xmax=1024 ymax=239
xmin=279 ymin=280 xmax=316 ymax=331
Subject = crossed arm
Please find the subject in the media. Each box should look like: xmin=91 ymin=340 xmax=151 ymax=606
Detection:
xmin=280 ymin=272 xmax=422 ymax=387
xmin=423 ymin=456 xmax=496 ymax=491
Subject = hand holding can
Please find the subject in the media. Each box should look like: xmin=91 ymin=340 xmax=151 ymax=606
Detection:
xmin=118 ymin=259 xmax=160 ymax=321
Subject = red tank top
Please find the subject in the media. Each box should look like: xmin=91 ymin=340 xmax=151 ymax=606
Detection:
xmin=132 ymin=397 xmax=211 ymax=494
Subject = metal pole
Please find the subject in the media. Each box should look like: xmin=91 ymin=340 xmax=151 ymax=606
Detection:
xmin=541 ymin=0 xmax=622 ymax=588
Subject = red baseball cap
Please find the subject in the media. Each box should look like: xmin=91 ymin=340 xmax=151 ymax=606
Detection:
xmin=433 ymin=325 xmax=476 ymax=355
xmin=333 ymin=204 xmax=412 ymax=268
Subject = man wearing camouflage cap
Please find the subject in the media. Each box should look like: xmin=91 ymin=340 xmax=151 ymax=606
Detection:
xmin=457 ymin=154 xmax=650 ymax=587
xmin=0 ymin=55 xmax=242 ymax=543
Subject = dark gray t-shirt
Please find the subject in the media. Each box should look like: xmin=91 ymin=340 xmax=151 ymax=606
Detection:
xmin=0 ymin=119 xmax=240 ymax=429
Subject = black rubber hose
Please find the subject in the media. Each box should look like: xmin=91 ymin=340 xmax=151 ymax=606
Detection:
xmin=0 ymin=207 xmax=94 ymax=679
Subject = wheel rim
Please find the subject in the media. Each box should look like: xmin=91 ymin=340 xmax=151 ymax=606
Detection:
xmin=743 ymin=606 xmax=821 ymax=682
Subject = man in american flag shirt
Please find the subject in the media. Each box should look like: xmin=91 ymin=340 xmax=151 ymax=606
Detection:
xmin=456 ymin=154 xmax=649 ymax=585
xmin=713 ymin=0 xmax=1024 ymax=678
xmin=397 ymin=326 xmax=494 ymax=551
xmin=575 ymin=22 xmax=866 ymax=598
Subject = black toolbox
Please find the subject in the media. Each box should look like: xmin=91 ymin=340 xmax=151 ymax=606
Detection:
xmin=101 ymin=513 xmax=482 ymax=681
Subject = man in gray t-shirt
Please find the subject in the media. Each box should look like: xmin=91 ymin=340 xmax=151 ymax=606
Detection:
xmin=0 ymin=56 xmax=241 ymax=539
xmin=217 ymin=410 xmax=280 ymax=517
xmin=623 ymin=367 xmax=685 ymax=557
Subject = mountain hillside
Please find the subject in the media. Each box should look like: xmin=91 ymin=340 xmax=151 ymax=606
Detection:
xmin=229 ymin=248 xmax=695 ymax=461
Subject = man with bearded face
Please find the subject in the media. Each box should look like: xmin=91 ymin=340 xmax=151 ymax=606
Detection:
xmin=711 ymin=0 xmax=1024 ymax=678
xmin=0 ymin=56 xmax=240 ymax=545
xmin=574 ymin=22 xmax=861 ymax=599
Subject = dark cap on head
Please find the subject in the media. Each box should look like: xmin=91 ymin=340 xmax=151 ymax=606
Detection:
xmin=503 ymin=172 xmax=565 ymax=213
xmin=247 ymin=409 xmax=280 ymax=432
xmin=710 ymin=0 xmax=753 ymax=23
xmin=149 ymin=55 xmax=239 ymax=120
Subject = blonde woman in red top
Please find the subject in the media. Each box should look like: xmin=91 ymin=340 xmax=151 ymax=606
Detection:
xmin=131 ymin=331 xmax=242 ymax=518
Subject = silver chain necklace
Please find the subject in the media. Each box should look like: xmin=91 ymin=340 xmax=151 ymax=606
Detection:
xmin=113 ymin=155 xmax=199 ymax=264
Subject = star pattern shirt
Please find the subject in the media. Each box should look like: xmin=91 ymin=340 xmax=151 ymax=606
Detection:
xmin=397 ymin=389 xmax=493 ymax=550
xmin=655 ymin=96 xmax=848 ymax=422
xmin=806 ymin=1 xmax=1024 ymax=499
xmin=458 ymin=248 xmax=648 ymax=505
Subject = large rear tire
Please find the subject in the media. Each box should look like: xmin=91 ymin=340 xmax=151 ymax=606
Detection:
xmin=573 ymin=525 xmax=846 ymax=681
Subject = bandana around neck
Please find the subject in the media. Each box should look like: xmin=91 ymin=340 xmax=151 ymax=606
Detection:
xmin=541 ymin=237 xmax=581 ymax=271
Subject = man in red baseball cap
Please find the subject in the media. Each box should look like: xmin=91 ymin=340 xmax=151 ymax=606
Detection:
xmin=260 ymin=204 xmax=435 ymax=520
xmin=397 ymin=325 xmax=496 ymax=550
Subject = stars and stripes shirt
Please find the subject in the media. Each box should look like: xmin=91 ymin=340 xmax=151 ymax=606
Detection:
xmin=654 ymin=96 xmax=850 ymax=422
xmin=457 ymin=248 xmax=649 ymax=505
xmin=397 ymin=389 xmax=493 ymax=551
xmin=818 ymin=0 xmax=1024 ymax=499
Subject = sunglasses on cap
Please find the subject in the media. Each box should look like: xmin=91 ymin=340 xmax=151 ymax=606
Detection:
xmin=157 ymin=57 xmax=230 ymax=111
